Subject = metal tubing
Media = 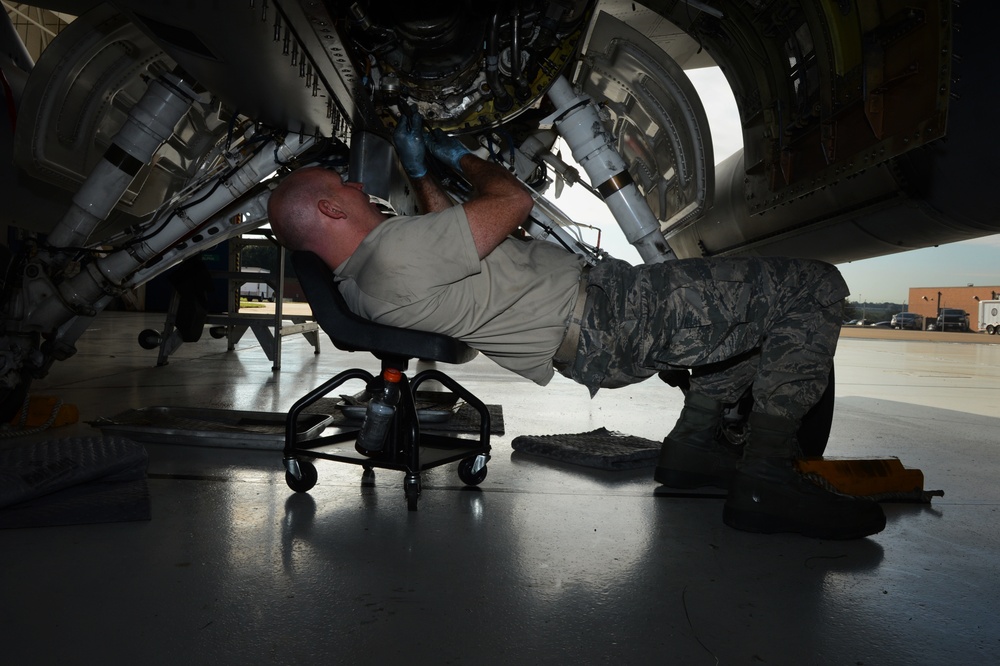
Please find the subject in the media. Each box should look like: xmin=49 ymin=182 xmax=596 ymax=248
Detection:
xmin=545 ymin=76 xmax=673 ymax=263
xmin=0 ymin=7 xmax=33 ymax=72
xmin=123 ymin=189 xmax=273 ymax=290
xmin=100 ymin=137 xmax=312 ymax=288
xmin=25 ymin=135 xmax=315 ymax=329
xmin=486 ymin=11 xmax=513 ymax=112
xmin=511 ymin=7 xmax=529 ymax=98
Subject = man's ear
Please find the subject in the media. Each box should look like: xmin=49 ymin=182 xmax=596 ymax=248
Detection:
xmin=318 ymin=198 xmax=347 ymax=220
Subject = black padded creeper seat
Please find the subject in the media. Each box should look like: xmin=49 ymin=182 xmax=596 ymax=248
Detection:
xmin=282 ymin=251 xmax=492 ymax=510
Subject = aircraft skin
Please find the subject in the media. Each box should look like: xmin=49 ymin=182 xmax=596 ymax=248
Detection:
xmin=0 ymin=1 xmax=996 ymax=417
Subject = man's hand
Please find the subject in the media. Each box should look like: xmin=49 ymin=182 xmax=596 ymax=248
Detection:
xmin=425 ymin=129 xmax=472 ymax=174
xmin=395 ymin=110 xmax=531 ymax=257
xmin=393 ymin=113 xmax=428 ymax=179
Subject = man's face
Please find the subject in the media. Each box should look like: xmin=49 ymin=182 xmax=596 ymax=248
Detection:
xmin=327 ymin=172 xmax=385 ymax=217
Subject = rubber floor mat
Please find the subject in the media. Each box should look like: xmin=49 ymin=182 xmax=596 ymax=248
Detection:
xmin=0 ymin=436 xmax=150 ymax=528
xmin=511 ymin=427 xmax=660 ymax=470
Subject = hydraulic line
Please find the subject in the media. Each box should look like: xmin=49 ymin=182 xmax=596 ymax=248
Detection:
xmin=510 ymin=7 xmax=529 ymax=99
xmin=486 ymin=12 xmax=513 ymax=112
xmin=24 ymin=135 xmax=315 ymax=330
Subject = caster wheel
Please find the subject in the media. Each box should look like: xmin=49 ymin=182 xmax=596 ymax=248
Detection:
xmin=361 ymin=467 xmax=375 ymax=487
xmin=285 ymin=460 xmax=318 ymax=493
xmin=137 ymin=329 xmax=162 ymax=350
xmin=458 ymin=457 xmax=488 ymax=486
xmin=404 ymin=474 xmax=421 ymax=511
xmin=209 ymin=326 xmax=227 ymax=339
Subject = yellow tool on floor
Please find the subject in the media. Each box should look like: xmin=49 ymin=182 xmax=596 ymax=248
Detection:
xmin=8 ymin=395 xmax=79 ymax=429
xmin=797 ymin=457 xmax=943 ymax=502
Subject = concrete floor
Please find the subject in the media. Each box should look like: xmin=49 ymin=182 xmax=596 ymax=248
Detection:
xmin=2 ymin=311 xmax=999 ymax=665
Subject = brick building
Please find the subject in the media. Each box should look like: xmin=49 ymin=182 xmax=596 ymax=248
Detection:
xmin=908 ymin=286 xmax=1000 ymax=326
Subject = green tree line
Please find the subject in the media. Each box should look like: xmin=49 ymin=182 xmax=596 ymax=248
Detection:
xmin=843 ymin=301 xmax=904 ymax=322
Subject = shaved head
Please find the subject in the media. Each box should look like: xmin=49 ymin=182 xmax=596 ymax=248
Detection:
xmin=267 ymin=167 xmax=332 ymax=251
xmin=267 ymin=167 xmax=387 ymax=269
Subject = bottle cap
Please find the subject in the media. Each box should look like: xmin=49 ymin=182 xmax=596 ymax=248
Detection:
xmin=383 ymin=368 xmax=402 ymax=383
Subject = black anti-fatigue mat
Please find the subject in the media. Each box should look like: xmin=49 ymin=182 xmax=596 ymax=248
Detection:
xmin=511 ymin=427 xmax=660 ymax=470
xmin=0 ymin=436 xmax=150 ymax=528
xmin=0 ymin=479 xmax=151 ymax=529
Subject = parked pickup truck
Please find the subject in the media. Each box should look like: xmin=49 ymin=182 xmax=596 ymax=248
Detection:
xmin=935 ymin=308 xmax=970 ymax=332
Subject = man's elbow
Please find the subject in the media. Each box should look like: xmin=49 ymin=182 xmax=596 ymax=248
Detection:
xmin=513 ymin=188 xmax=534 ymax=222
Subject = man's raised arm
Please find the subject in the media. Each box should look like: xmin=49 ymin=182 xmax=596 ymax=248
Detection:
xmin=424 ymin=130 xmax=533 ymax=259
xmin=453 ymin=153 xmax=534 ymax=259
xmin=394 ymin=113 xmax=533 ymax=258
xmin=393 ymin=114 xmax=453 ymax=214
xmin=409 ymin=173 xmax=455 ymax=214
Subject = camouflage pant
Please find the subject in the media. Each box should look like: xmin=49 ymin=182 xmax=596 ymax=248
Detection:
xmin=557 ymin=256 xmax=849 ymax=421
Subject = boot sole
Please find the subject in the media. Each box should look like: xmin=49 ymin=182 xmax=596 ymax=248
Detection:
xmin=654 ymin=465 xmax=731 ymax=490
xmin=655 ymin=441 xmax=737 ymax=490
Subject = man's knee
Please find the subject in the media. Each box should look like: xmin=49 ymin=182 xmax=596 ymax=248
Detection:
xmin=804 ymin=259 xmax=849 ymax=307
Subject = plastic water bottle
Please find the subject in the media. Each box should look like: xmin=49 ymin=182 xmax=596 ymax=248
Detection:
xmin=356 ymin=368 xmax=402 ymax=454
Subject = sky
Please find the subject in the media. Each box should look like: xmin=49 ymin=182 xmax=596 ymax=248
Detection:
xmin=543 ymin=67 xmax=998 ymax=305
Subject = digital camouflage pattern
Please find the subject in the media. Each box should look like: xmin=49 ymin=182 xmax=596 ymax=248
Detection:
xmin=557 ymin=256 xmax=848 ymax=422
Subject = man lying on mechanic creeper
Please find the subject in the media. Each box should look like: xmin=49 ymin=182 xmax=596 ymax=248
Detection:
xmin=266 ymin=113 xmax=885 ymax=540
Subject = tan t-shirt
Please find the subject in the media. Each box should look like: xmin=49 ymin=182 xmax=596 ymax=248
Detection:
xmin=335 ymin=206 xmax=585 ymax=384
